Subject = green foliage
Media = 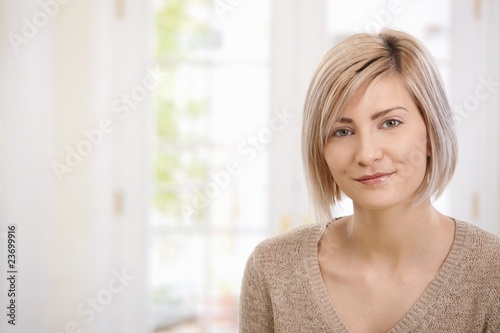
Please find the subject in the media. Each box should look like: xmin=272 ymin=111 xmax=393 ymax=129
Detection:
xmin=186 ymin=99 xmax=206 ymax=119
xmin=154 ymin=0 xmax=211 ymax=219
xmin=156 ymin=99 xmax=177 ymax=141
xmin=156 ymin=0 xmax=187 ymax=58
xmin=156 ymin=0 xmax=211 ymax=59
xmin=156 ymin=152 xmax=179 ymax=184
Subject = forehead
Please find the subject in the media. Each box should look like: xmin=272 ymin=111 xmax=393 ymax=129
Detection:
xmin=343 ymin=75 xmax=416 ymax=117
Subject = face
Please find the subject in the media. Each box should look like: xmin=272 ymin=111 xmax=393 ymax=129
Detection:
xmin=323 ymin=75 xmax=429 ymax=211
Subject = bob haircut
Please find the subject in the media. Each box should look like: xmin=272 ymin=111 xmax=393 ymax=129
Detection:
xmin=302 ymin=29 xmax=458 ymax=224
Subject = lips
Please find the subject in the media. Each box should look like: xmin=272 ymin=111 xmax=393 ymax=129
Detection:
xmin=354 ymin=172 xmax=395 ymax=185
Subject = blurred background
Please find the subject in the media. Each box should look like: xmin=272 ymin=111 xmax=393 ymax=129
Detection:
xmin=0 ymin=0 xmax=499 ymax=332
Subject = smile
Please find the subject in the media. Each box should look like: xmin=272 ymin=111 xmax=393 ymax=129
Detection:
xmin=354 ymin=172 xmax=395 ymax=185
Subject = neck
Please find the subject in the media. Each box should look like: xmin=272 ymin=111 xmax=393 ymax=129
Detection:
xmin=345 ymin=201 xmax=450 ymax=264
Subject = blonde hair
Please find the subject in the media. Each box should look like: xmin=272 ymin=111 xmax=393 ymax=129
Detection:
xmin=302 ymin=29 xmax=458 ymax=224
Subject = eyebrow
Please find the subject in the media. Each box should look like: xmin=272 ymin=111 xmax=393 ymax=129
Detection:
xmin=337 ymin=106 xmax=408 ymax=123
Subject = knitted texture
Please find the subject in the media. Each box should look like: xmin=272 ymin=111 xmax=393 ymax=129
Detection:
xmin=239 ymin=221 xmax=500 ymax=332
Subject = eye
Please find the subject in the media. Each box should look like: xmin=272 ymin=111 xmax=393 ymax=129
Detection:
xmin=332 ymin=128 xmax=354 ymax=137
xmin=381 ymin=119 xmax=402 ymax=128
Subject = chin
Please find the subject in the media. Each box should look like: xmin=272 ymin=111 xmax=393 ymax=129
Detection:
xmin=343 ymin=181 xmax=420 ymax=210
xmin=350 ymin=197 xmax=390 ymax=209
xmin=348 ymin=192 xmax=411 ymax=211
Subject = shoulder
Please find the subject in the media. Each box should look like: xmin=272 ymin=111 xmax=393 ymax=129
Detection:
xmin=452 ymin=221 xmax=500 ymax=326
xmin=455 ymin=220 xmax=500 ymax=282
xmin=459 ymin=220 xmax=500 ymax=258
xmin=248 ymin=223 xmax=323 ymax=270
xmin=253 ymin=223 xmax=323 ymax=255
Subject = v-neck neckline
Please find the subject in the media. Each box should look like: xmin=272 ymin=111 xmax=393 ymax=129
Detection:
xmin=307 ymin=219 xmax=468 ymax=332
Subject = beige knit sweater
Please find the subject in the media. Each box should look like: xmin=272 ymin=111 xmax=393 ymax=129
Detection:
xmin=239 ymin=220 xmax=500 ymax=332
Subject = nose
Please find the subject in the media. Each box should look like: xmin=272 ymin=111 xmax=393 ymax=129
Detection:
xmin=354 ymin=134 xmax=384 ymax=166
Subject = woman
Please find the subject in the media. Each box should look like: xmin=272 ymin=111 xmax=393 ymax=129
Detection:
xmin=239 ymin=29 xmax=500 ymax=333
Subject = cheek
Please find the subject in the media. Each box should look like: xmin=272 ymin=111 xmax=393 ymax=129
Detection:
xmin=323 ymin=146 xmax=347 ymax=176
xmin=397 ymin=134 xmax=428 ymax=177
xmin=324 ymin=145 xmax=351 ymax=182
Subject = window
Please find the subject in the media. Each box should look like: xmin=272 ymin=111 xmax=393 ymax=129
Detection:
xmin=149 ymin=1 xmax=271 ymax=331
